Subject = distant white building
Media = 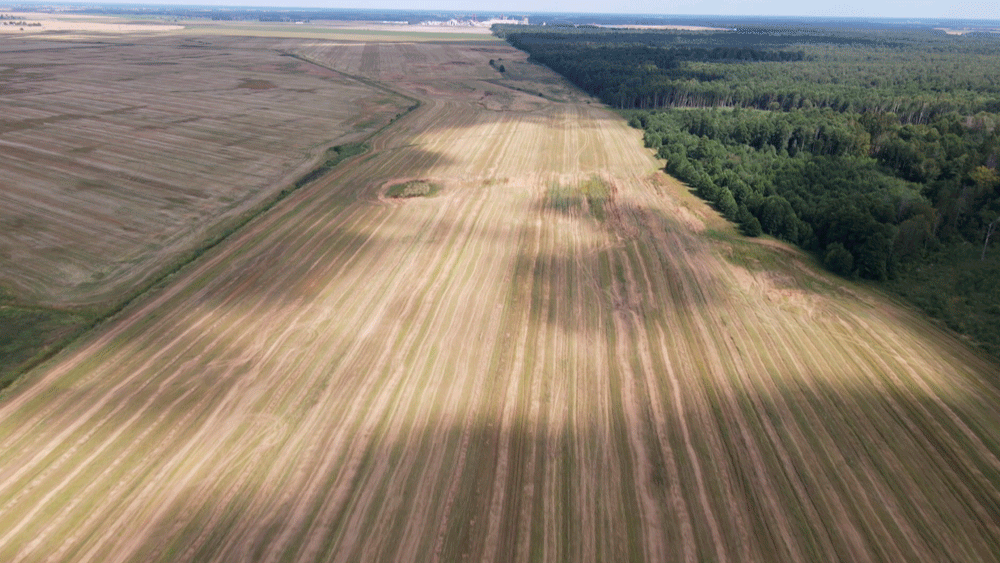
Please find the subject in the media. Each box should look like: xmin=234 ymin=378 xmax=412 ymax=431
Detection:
xmin=420 ymin=16 xmax=528 ymax=28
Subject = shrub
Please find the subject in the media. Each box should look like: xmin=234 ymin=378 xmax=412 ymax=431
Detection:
xmin=824 ymin=242 xmax=854 ymax=276
xmin=387 ymin=180 xmax=440 ymax=198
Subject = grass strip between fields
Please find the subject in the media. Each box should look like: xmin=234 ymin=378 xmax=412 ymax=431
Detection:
xmin=0 ymin=68 xmax=423 ymax=392
xmin=0 ymin=305 xmax=89 ymax=390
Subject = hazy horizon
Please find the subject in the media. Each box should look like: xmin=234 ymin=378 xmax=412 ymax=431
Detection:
xmin=9 ymin=0 xmax=999 ymax=21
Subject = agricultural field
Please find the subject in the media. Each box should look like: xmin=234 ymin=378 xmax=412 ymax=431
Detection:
xmin=1 ymin=28 xmax=999 ymax=563
xmin=0 ymin=36 xmax=410 ymax=307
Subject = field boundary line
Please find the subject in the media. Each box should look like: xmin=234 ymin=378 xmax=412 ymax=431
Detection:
xmin=0 ymin=48 xmax=424 ymax=395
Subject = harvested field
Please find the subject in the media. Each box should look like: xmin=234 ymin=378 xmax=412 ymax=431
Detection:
xmin=1 ymin=32 xmax=999 ymax=563
xmin=0 ymin=36 xmax=411 ymax=307
xmin=178 ymin=22 xmax=497 ymax=42
xmin=0 ymin=12 xmax=184 ymax=36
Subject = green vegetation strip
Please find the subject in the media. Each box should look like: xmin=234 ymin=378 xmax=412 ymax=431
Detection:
xmin=0 ymin=95 xmax=419 ymax=392
xmin=0 ymin=305 xmax=89 ymax=389
xmin=283 ymin=53 xmax=421 ymax=115
xmin=0 ymin=45 xmax=433 ymax=391
xmin=0 ymin=142 xmax=357 ymax=390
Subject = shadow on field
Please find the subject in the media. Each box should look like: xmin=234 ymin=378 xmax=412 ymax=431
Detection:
xmin=12 ymin=165 xmax=1000 ymax=562
xmin=10 ymin=36 xmax=1000 ymax=563
xmin=112 ymin=349 xmax=1000 ymax=563
xmin=519 ymin=193 xmax=725 ymax=340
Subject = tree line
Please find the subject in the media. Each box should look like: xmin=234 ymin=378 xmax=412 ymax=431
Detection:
xmin=497 ymin=25 xmax=1000 ymax=121
xmin=498 ymin=23 xmax=1000 ymax=357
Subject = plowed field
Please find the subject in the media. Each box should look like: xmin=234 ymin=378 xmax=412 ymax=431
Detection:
xmin=1 ymin=34 xmax=998 ymax=563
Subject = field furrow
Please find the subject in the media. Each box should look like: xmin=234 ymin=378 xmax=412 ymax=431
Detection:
xmin=1 ymin=35 xmax=999 ymax=563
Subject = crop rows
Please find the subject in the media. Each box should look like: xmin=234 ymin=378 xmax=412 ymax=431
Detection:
xmin=0 ymin=37 xmax=997 ymax=562
xmin=0 ymin=37 xmax=410 ymax=306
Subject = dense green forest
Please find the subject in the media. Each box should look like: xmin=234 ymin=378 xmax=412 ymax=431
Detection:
xmin=497 ymin=22 xmax=1000 ymax=357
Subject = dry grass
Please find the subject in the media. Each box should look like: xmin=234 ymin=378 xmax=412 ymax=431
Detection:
xmin=0 ymin=30 xmax=998 ymax=563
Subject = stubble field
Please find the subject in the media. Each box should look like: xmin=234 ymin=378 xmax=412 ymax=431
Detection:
xmin=1 ymin=31 xmax=999 ymax=563
xmin=0 ymin=37 xmax=409 ymax=306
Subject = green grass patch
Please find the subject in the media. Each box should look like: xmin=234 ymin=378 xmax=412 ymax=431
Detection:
xmin=581 ymin=175 xmax=610 ymax=222
xmin=0 ymin=285 xmax=14 ymax=306
xmin=0 ymin=305 xmax=89 ymax=390
xmin=546 ymin=177 xmax=611 ymax=218
xmin=386 ymin=180 xmax=441 ymax=198
xmin=545 ymin=182 xmax=581 ymax=211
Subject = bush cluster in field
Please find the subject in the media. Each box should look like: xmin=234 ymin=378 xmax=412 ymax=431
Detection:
xmin=387 ymin=180 xmax=440 ymax=198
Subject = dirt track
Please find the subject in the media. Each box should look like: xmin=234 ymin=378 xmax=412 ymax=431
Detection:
xmin=1 ymin=37 xmax=999 ymax=562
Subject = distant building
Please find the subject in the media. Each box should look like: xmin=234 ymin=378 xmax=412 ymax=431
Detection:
xmin=420 ymin=16 xmax=528 ymax=28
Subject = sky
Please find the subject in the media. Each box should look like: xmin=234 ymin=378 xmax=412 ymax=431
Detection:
xmin=32 ymin=0 xmax=1000 ymax=20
